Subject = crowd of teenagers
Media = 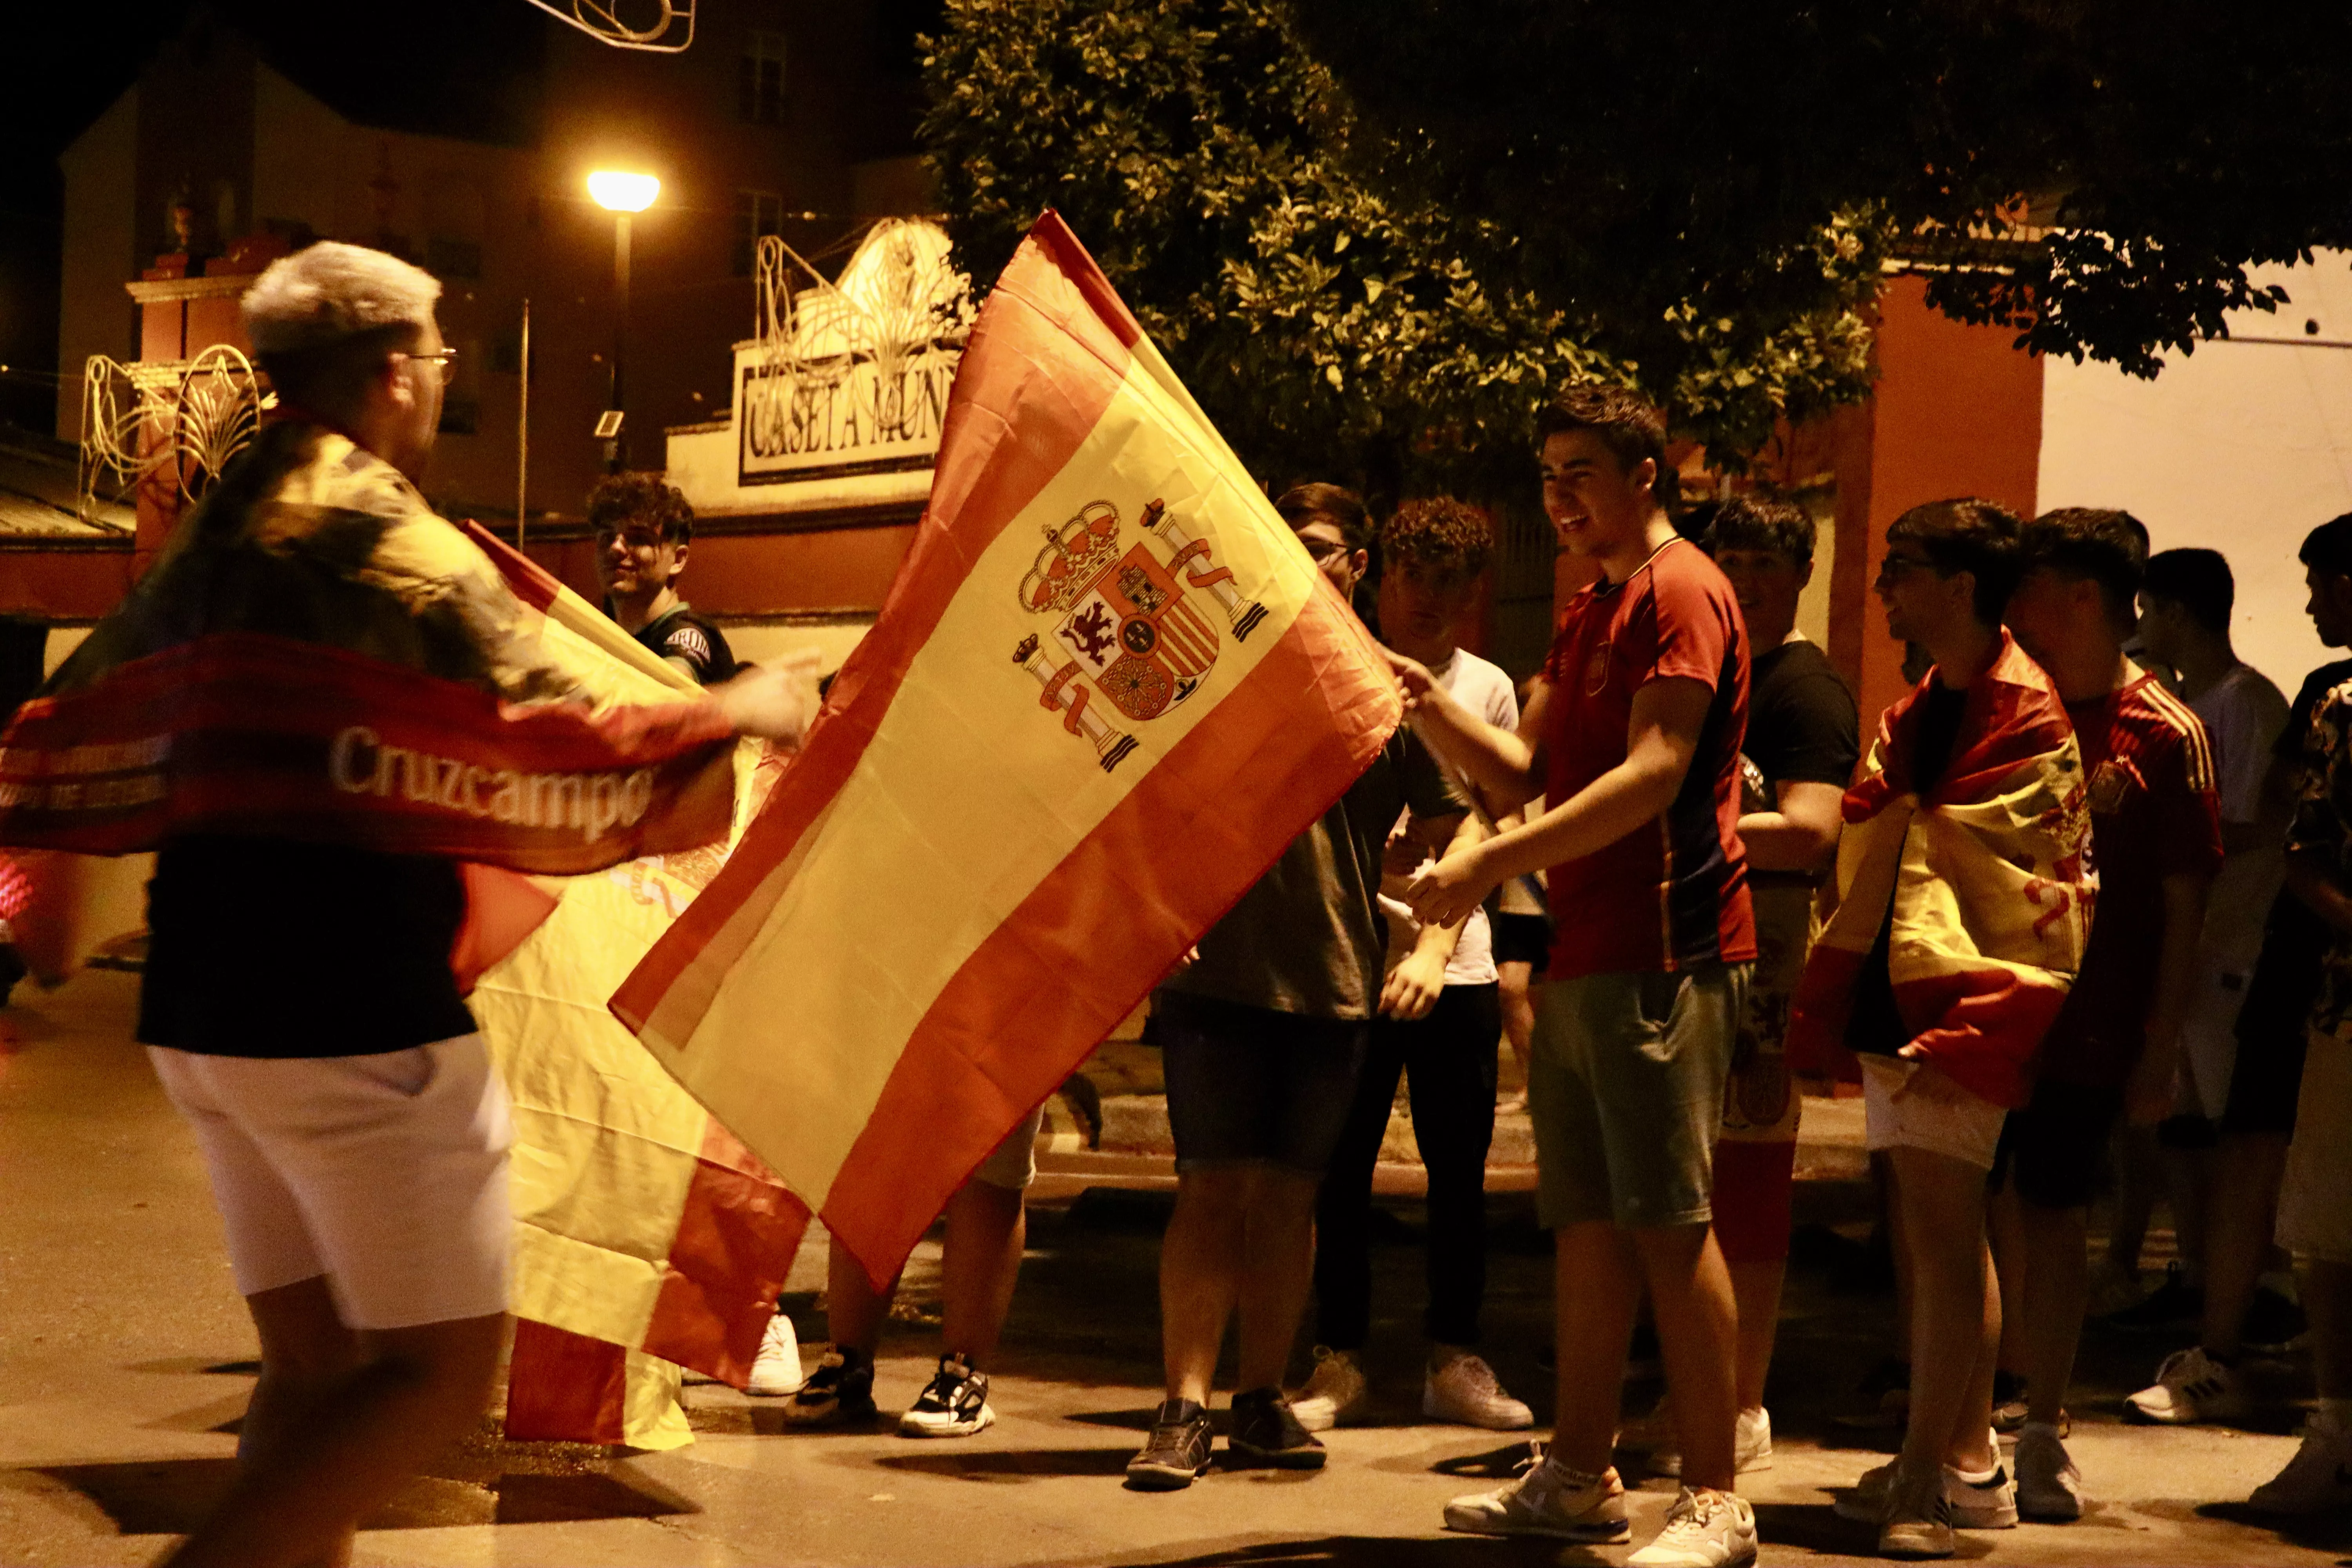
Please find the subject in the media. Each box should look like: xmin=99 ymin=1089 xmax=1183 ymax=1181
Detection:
xmin=84 ymin=241 xmax=2352 ymax=1568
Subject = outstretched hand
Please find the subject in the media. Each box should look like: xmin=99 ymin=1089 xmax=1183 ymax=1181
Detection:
xmin=714 ymin=650 xmax=824 ymax=746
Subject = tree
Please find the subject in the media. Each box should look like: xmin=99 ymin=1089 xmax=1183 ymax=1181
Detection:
xmin=1283 ymin=0 xmax=2352 ymax=381
xmin=918 ymin=0 xmax=1887 ymax=492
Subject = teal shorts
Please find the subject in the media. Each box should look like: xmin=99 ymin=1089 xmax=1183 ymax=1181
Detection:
xmin=1529 ymin=964 xmax=1750 ymax=1230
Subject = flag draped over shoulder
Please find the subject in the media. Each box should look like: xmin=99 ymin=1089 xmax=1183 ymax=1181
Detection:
xmin=612 ymin=211 xmax=1404 ymax=1284
xmin=1788 ymin=633 xmax=2096 ymax=1109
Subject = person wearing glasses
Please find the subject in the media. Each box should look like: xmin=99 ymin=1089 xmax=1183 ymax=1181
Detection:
xmin=589 ymin=473 xmax=737 ymax=686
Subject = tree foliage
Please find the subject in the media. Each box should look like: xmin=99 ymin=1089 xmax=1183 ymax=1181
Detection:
xmin=1284 ymin=0 xmax=2352 ymax=381
xmin=918 ymin=0 xmax=1886 ymax=491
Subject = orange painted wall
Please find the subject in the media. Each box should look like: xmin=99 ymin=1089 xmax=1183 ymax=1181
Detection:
xmin=517 ymin=523 xmax=916 ymax=617
xmin=1830 ymin=276 xmax=2044 ymax=728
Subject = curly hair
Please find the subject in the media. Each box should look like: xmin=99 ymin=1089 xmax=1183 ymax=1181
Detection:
xmin=586 ymin=472 xmax=695 ymax=544
xmin=1534 ymin=381 xmax=1667 ymax=481
xmin=1381 ymin=497 xmax=1492 ymax=581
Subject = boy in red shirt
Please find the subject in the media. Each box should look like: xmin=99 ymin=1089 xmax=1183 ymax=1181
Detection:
xmin=1999 ymin=508 xmax=2223 ymax=1519
xmin=1396 ymin=384 xmax=1757 ymax=1568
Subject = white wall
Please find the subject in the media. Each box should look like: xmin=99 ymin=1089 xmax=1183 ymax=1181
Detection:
xmin=2039 ymin=253 xmax=2352 ymax=695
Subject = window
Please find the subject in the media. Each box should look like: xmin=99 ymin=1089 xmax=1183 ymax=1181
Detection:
xmin=733 ymin=189 xmax=783 ymax=277
xmin=739 ymin=29 xmax=786 ymax=124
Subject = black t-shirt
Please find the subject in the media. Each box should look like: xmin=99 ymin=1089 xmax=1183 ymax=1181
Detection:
xmin=140 ymin=835 xmax=477 ymax=1056
xmin=1747 ymin=640 xmax=1861 ymax=791
xmin=2237 ymin=657 xmax=2352 ymax=1046
xmin=1846 ymin=679 xmax=1969 ymax=1057
xmin=637 ymin=604 xmax=737 ymax=686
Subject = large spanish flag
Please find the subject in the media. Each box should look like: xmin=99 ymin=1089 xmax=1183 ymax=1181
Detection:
xmin=1788 ymin=633 xmax=2095 ymax=1109
xmin=612 ymin=212 xmax=1403 ymax=1283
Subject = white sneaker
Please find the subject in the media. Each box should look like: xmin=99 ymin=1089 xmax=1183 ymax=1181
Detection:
xmin=2250 ymin=1414 xmax=2352 ymax=1515
xmin=1628 ymin=1486 xmax=1757 ymax=1567
xmin=1834 ymin=1443 xmax=2014 ymax=1529
xmin=1648 ymin=1405 xmax=1774 ymax=1477
xmin=1877 ymin=1462 xmax=1956 ymax=1559
xmin=2013 ymin=1421 xmax=2083 ymax=1521
xmin=1290 ymin=1345 xmax=1368 ymax=1432
xmin=745 ymin=1312 xmax=805 ymax=1397
xmin=2127 ymin=1346 xmax=2250 ymax=1426
xmin=1423 ymin=1347 xmax=1534 ymax=1430
xmin=1443 ymin=1450 xmax=1631 ymax=1541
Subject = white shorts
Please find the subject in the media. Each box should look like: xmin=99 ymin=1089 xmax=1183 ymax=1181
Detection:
xmin=149 ymin=1036 xmax=513 ymax=1330
xmin=2178 ymin=955 xmax=2257 ymax=1121
xmin=1861 ymin=1055 xmax=2007 ymax=1171
xmin=970 ymin=1104 xmax=1047 ymax=1191
xmin=2279 ymin=1031 xmax=2352 ymax=1262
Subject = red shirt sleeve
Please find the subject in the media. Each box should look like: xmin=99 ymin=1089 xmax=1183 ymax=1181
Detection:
xmin=2154 ymin=729 xmax=2225 ymax=882
xmin=1637 ymin=554 xmax=1731 ymax=692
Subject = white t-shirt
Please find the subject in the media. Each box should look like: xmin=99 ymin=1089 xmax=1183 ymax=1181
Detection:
xmin=2189 ymin=661 xmax=2291 ymax=971
xmin=1380 ymin=646 xmax=1519 ymax=988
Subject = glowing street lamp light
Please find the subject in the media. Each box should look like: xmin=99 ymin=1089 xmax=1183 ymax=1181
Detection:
xmin=587 ymin=171 xmax=660 ymax=213
xmin=587 ymin=171 xmax=659 ymax=467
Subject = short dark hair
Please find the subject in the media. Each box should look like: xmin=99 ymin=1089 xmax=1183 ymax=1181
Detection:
xmin=2025 ymin=507 xmax=2148 ymax=628
xmin=1886 ymin=497 xmax=2025 ymax=624
xmin=254 ymin=321 xmax=423 ymax=417
xmin=2301 ymin=513 xmax=2352 ymax=578
xmin=1380 ymin=497 xmax=1492 ymax=581
xmin=2141 ymin=548 xmax=2234 ymax=634
xmin=1274 ymin=482 xmax=1372 ymax=554
xmin=1702 ymin=495 xmax=1816 ymax=568
xmin=1535 ymin=382 xmax=1668 ymax=486
xmin=587 ymin=471 xmax=695 ymax=544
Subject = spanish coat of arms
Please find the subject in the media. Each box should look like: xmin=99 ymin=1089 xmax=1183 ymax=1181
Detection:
xmin=1011 ymin=499 xmax=1266 ymax=773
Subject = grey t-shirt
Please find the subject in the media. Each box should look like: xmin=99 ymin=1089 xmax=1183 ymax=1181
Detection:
xmin=1159 ymin=726 xmax=1471 ymax=1020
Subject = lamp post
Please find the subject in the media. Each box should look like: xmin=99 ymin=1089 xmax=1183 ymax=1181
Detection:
xmin=586 ymin=170 xmax=659 ymax=470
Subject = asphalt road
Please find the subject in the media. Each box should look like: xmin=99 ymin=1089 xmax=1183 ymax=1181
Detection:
xmin=2 ymin=967 xmax=2346 ymax=1566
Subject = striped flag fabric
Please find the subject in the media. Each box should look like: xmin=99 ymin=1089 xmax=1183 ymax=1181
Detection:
xmin=611 ymin=211 xmax=1404 ymax=1285
xmin=1788 ymin=633 xmax=2096 ymax=1109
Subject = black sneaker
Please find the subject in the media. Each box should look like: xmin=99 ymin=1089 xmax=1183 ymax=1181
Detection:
xmin=900 ymin=1354 xmax=994 ymax=1438
xmin=2243 ymin=1285 xmax=2310 ymax=1353
xmin=782 ymin=1348 xmax=878 ymax=1427
xmin=1228 ymin=1386 xmax=1326 ymax=1470
xmin=2105 ymin=1262 xmax=2202 ymax=1330
xmin=1992 ymin=1369 xmax=2030 ymax=1434
xmin=1127 ymin=1398 xmax=1214 ymax=1490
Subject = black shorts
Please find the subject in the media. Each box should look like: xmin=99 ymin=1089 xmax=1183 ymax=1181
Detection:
xmin=1994 ymin=1079 xmax=2125 ymax=1210
xmin=2223 ymin=898 xmax=2330 ymax=1136
xmin=1152 ymin=994 xmax=1368 ymax=1176
xmin=1492 ymin=912 xmax=1553 ymax=971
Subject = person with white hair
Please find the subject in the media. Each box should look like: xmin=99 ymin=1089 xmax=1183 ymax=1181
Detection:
xmin=40 ymin=241 xmax=814 ymax=1568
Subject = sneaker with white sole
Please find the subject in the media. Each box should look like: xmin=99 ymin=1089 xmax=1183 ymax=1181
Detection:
xmin=1834 ymin=1443 xmax=2014 ymax=1529
xmin=2126 ymin=1346 xmax=2249 ymax=1426
xmin=2249 ymin=1414 xmax=2352 ymax=1515
xmin=1877 ymin=1462 xmax=1956 ymax=1559
xmin=1290 ymin=1345 xmax=1368 ymax=1432
xmin=1423 ymin=1348 xmax=1534 ymax=1430
xmin=2013 ymin=1421 xmax=2082 ymax=1521
xmin=744 ymin=1312 xmax=805 ymax=1397
xmin=898 ymin=1354 xmax=994 ymax=1438
xmin=1628 ymin=1486 xmax=1757 ymax=1567
xmin=1443 ymin=1449 xmax=1631 ymax=1542
xmin=781 ymin=1348 xmax=877 ymax=1426
xmin=1647 ymin=1404 xmax=1774 ymax=1477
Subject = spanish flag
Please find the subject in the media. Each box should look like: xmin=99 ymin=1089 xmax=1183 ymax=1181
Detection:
xmin=612 ymin=213 xmax=1403 ymax=1284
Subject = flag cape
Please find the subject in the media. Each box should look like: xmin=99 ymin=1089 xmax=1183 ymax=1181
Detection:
xmin=1787 ymin=633 xmax=2095 ymax=1109
xmin=612 ymin=211 xmax=1404 ymax=1284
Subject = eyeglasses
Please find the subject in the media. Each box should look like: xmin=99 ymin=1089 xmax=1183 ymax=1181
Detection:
xmin=1875 ymin=552 xmax=1938 ymax=586
xmin=593 ymin=526 xmax=670 ymax=550
xmin=402 ymin=348 xmax=459 ymax=377
xmin=1300 ymin=537 xmax=1354 ymax=564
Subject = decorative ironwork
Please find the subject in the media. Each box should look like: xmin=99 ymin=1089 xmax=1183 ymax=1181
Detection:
xmin=518 ymin=0 xmax=693 ymax=53
xmin=78 ymin=345 xmax=263 ymax=528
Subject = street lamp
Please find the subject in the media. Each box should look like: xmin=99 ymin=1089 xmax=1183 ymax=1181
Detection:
xmin=587 ymin=171 xmax=660 ymax=469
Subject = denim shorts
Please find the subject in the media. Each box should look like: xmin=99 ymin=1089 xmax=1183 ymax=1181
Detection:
xmin=1529 ymin=964 xmax=1749 ymax=1229
xmin=1153 ymin=995 xmax=1368 ymax=1176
